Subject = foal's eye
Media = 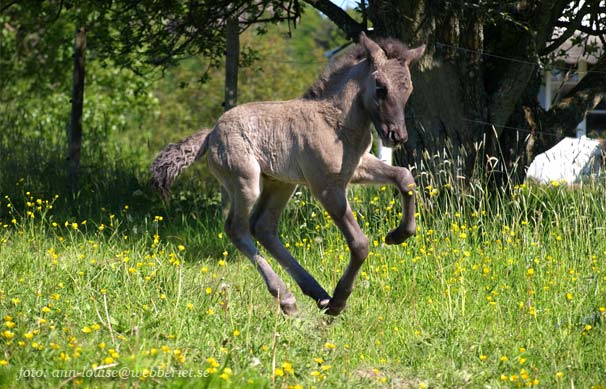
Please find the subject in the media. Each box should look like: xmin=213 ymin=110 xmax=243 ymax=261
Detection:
xmin=376 ymin=85 xmax=387 ymax=100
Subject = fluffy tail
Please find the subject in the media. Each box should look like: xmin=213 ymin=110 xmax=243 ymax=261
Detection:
xmin=150 ymin=129 xmax=211 ymax=199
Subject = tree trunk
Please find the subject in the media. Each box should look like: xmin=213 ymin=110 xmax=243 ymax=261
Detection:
xmin=366 ymin=0 xmax=579 ymax=185
xmin=369 ymin=1 xmax=488 ymax=183
xmin=67 ymin=27 xmax=86 ymax=190
xmin=224 ymin=16 xmax=239 ymax=111
xmin=307 ymin=0 xmax=603 ymax=185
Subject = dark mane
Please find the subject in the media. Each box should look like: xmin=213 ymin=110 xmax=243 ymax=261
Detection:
xmin=303 ymin=37 xmax=410 ymax=100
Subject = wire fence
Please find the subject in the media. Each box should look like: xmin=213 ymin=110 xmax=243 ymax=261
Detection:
xmin=267 ymin=39 xmax=605 ymax=75
xmin=262 ymin=37 xmax=602 ymax=138
xmin=459 ymin=118 xmax=562 ymax=138
xmin=435 ymin=41 xmax=606 ymax=75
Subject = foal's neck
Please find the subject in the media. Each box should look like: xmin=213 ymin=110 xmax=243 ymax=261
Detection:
xmin=333 ymin=60 xmax=372 ymax=134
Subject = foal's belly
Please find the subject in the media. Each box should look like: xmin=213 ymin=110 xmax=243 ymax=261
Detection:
xmin=257 ymin=156 xmax=307 ymax=185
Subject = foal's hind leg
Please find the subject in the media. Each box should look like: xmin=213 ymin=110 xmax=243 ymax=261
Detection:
xmin=213 ymin=167 xmax=297 ymax=315
xmin=250 ymin=179 xmax=332 ymax=308
xmin=351 ymin=153 xmax=416 ymax=244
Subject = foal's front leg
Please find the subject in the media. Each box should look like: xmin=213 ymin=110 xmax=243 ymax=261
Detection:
xmin=313 ymin=185 xmax=369 ymax=316
xmin=350 ymin=153 xmax=416 ymax=244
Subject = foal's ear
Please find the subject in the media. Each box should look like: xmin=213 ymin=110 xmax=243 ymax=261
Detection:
xmin=404 ymin=45 xmax=426 ymax=64
xmin=360 ymin=32 xmax=387 ymax=68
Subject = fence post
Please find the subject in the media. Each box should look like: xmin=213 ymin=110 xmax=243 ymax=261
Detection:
xmin=224 ymin=16 xmax=239 ymax=111
xmin=67 ymin=27 xmax=86 ymax=190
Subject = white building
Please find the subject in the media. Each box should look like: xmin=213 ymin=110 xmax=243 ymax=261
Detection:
xmin=537 ymin=35 xmax=605 ymax=138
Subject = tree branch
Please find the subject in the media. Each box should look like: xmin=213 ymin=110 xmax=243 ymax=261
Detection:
xmin=0 ymin=0 xmax=18 ymax=13
xmin=542 ymin=1 xmax=591 ymax=55
xmin=554 ymin=20 xmax=606 ymax=35
xmin=574 ymin=25 xmax=606 ymax=35
xmin=589 ymin=3 xmax=606 ymax=47
xmin=303 ymin=0 xmax=363 ymax=39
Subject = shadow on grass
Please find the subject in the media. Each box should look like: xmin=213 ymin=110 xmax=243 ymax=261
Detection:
xmin=0 ymin=120 xmax=234 ymax=261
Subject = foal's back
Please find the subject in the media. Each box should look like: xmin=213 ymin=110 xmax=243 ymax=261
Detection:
xmin=205 ymin=98 xmax=350 ymax=185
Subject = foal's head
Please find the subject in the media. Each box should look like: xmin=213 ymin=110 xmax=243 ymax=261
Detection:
xmin=359 ymin=33 xmax=425 ymax=147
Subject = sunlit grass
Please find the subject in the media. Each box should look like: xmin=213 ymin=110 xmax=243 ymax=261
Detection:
xmin=1 ymin=175 xmax=605 ymax=387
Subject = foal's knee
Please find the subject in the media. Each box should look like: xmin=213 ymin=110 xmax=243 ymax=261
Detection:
xmin=350 ymin=235 xmax=369 ymax=263
xmin=395 ymin=167 xmax=415 ymax=192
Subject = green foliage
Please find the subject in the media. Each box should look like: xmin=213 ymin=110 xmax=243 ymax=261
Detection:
xmin=0 ymin=6 xmax=344 ymax=217
xmin=0 ymin=57 xmax=158 ymax=213
xmin=0 ymin=2 xmax=75 ymax=97
xmin=0 ymin=0 xmax=305 ymax=94
xmin=0 ymin=5 xmax=345 ymax=234
xmin=147 ymin=11 xmax=345 ymax=149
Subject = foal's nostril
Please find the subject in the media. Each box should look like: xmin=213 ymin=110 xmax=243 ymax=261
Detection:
xmin=387 ymin=131 xmax=399 ymax=142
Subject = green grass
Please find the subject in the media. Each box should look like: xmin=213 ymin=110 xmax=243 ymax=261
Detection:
xmin=1 ymin=169 xmax=605 ymax=388
xmin=7 ymin=9 xmax=606 ymax=389
xmin=0 ymin=41 xmax=604 ymax=387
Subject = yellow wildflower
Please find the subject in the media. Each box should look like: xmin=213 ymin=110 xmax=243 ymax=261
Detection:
xmin=273 ymin=367 xmax=284 ymax=377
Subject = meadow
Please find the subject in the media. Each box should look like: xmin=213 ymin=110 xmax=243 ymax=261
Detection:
xmin=1 ymin=113 xmax=605 ymax=388
xmin=1 ymin=12 xmax=605 ymax=388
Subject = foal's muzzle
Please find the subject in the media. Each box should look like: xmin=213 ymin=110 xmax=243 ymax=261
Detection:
xmin=379 ymin=125 xmax=407 ymax=147
xmin=387 ymin=130 xmax=406 ymax=143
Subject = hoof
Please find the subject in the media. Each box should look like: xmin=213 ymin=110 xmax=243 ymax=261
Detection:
xmin=280 ymin=294 xmax=298 ymax=316
xmin=317 ymin=298 xmax=330 ymax=309
xmin=385 ymin=227 xmax=414 ymax=245
xmin=280 ymin=301 xmax=298 ymax=316
xmin=324 ymin=300 xmax=345 ymax=316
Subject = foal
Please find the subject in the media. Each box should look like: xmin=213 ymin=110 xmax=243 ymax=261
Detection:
xmin=151 ymin=33 xmax=424 ymax=316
